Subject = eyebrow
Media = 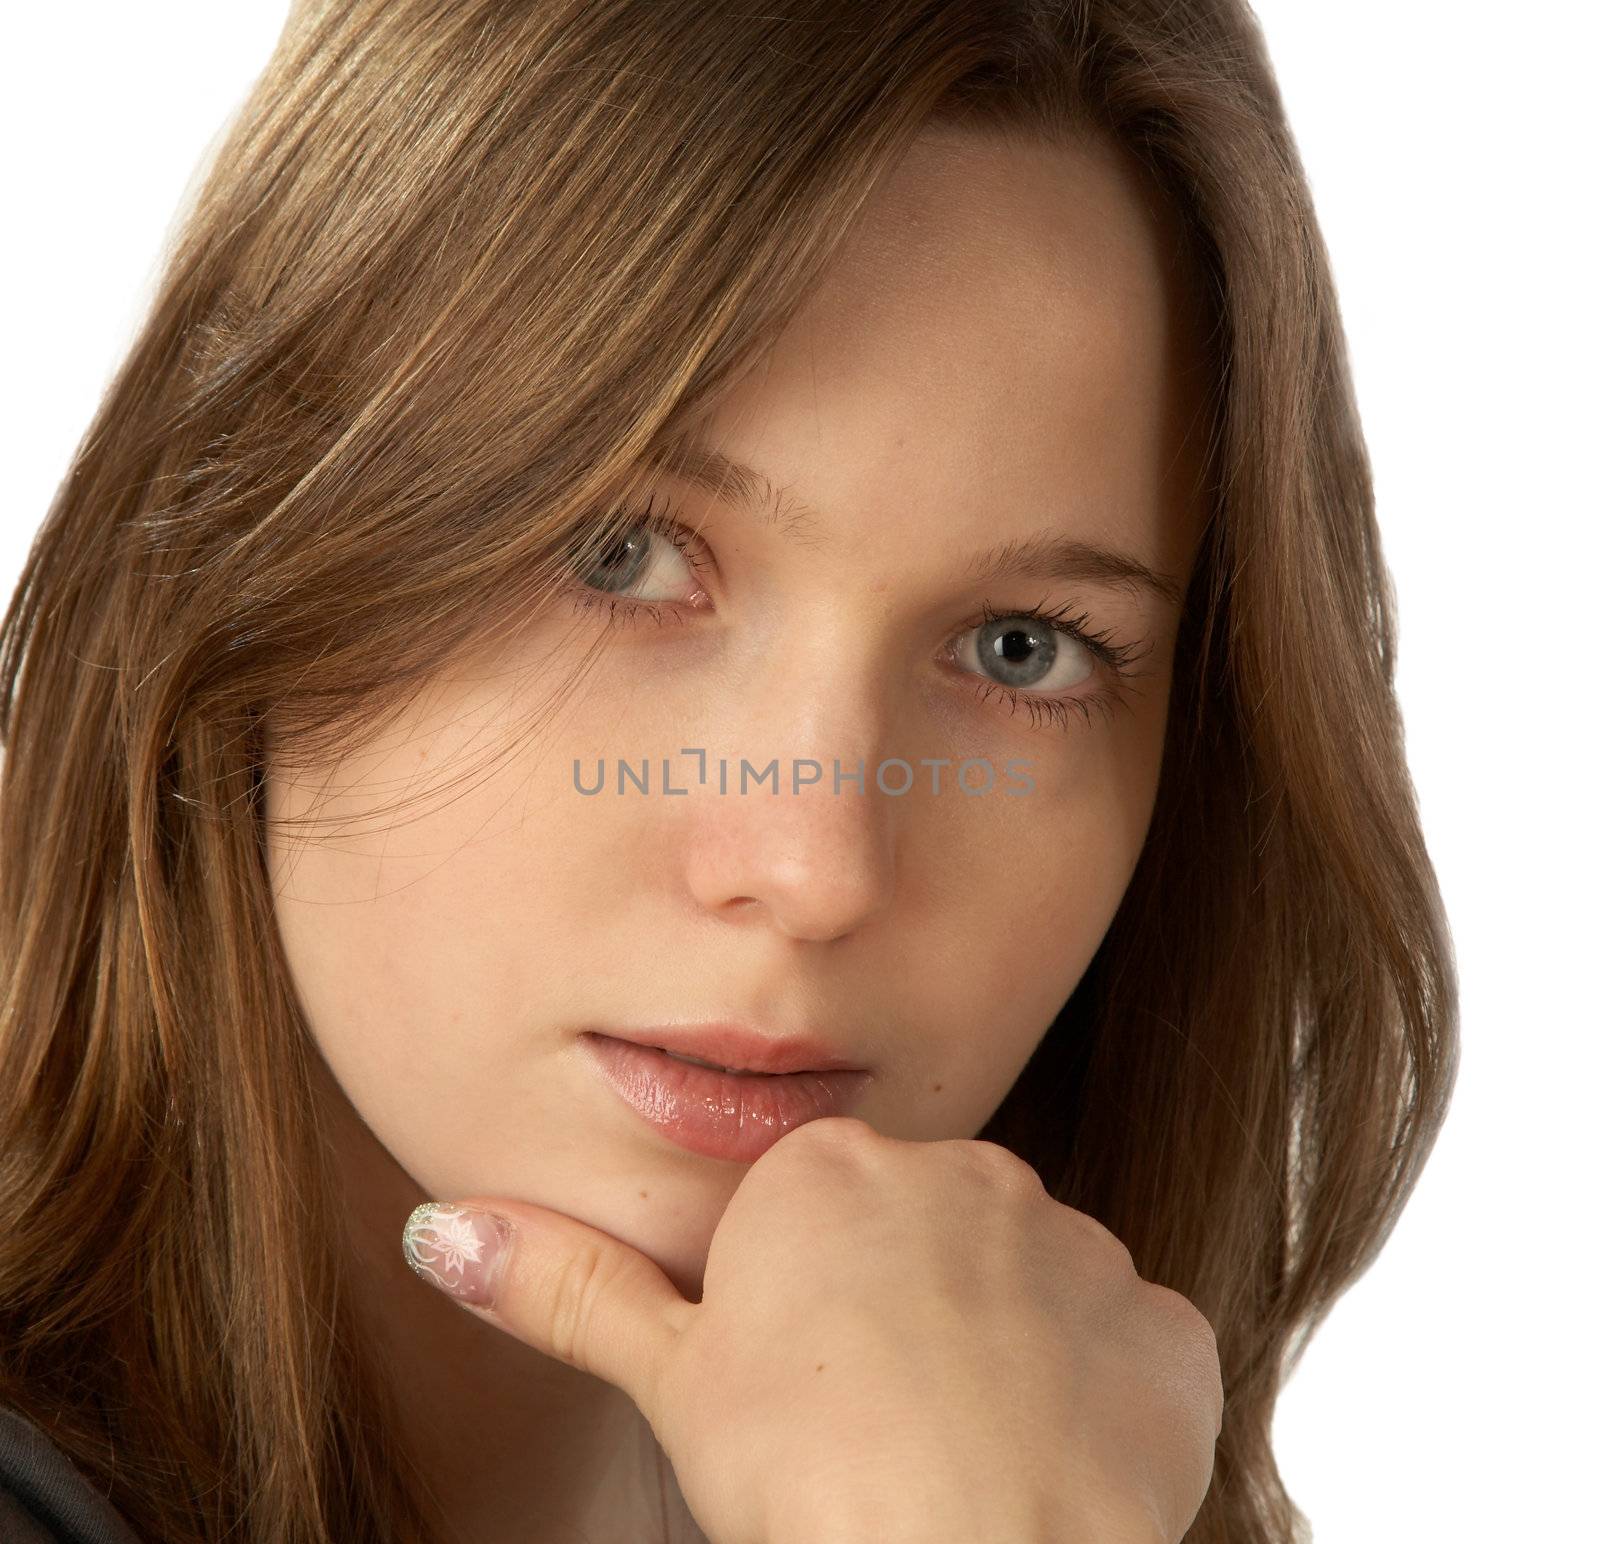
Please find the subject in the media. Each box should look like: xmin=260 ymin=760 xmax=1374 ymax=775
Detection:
xmin=644 ymin=441 xmax=1187 ymax=610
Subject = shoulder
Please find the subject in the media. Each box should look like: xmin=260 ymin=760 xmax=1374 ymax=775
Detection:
xmin=0 ymin=1404 xmax=143 ymax=1544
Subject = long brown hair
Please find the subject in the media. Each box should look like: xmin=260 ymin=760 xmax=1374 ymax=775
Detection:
xmin=0 ymin=2 xmax=1458 ymax=1540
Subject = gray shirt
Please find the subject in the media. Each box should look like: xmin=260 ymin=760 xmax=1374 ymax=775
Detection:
xmin=0 ymin=1406 xmax=141 ymax=1544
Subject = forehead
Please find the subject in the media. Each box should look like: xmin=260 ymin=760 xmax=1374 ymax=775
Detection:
xmin=805 ymin=124 xmax=1189 ymax=380
xmin=694 ymin=125 xmax=1210 ymax=582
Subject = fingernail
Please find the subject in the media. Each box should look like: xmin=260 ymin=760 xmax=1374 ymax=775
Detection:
xmin=402 ymin=1201 xmax=514 ymax=1309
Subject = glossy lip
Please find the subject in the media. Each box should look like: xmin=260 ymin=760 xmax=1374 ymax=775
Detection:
xmin=588 ymin=1023 xmax=867 ymax=1075
xmin=578 ymin=1030 xmax=875 ymax=1163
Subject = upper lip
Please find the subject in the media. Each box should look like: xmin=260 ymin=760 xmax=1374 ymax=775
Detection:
xmin=587 ymin=1023 xmax=867 ymax=1075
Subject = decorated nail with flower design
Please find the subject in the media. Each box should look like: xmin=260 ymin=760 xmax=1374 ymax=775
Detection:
xmin=402 ymin=1202 xmax=514 ymax=1308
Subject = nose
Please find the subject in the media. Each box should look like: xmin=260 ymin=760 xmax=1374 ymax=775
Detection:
xmin=680 ymin=740 xmax=899 ymax=945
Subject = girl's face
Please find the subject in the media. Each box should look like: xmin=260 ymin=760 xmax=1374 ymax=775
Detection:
xmin=266 ymin=127 xmax=1207 ymax=1298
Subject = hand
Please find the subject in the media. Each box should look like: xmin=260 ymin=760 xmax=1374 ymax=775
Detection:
xmin=401 ymin=1116 xmax=1223 ymax=1544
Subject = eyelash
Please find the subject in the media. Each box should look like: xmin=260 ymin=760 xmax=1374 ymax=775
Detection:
xmin=565 ymin=495 xmax=1155 ymax=734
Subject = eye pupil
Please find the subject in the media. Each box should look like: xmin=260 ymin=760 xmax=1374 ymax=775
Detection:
xmin=979 ymin=617 xmax=1056 ymax=688
xmin=994 ymin=626 xmax=1036 ymax=662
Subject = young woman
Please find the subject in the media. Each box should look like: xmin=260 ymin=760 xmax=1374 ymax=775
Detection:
xmin=0 ymin=2 xmax=1459 ymax=1542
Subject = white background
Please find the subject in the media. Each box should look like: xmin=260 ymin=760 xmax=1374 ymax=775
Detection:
xmin=2 ymin=5 xmax=1594 ymax=1538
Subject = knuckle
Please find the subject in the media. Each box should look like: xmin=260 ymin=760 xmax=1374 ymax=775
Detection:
xmin=806 ymin=1113 xmax=880 ymax=1144
xmin=1146 ymin=1284 xmax=1224 ymax=1394
xmin=1176 ymin=1304 xmax=1225 ymax=1436
xmin=960 ymin=1138 xmax=1046 ymax=1195
xmin=754 ymin=1115 xmax=877 ymax=1184
xmin=1147 ymin=1281 xmax=1218 ymax=1346
xmin=783 ymin=1114 xmax=878 ymax=1158
xmin=1121 ymin=1281 xmax=1226 ymax=1441
xmin=540 ymin=1238 xmax=612 ymax=1370
xmin=1056 ymin=1204 xmax=1137 ymax=1273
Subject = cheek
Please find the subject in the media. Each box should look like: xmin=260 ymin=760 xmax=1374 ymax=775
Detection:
xmin=898 ymin=712 xmax=1166 ymax=1137
xmin=950 ymin=822 xmax=1134 ymax=1064
xmin=261 ymin=743 xmax=557 ymax=1151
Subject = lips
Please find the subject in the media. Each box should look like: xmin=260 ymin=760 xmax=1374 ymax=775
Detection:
xmin=658 ymin=1047 xmax=758 ymax=1075
xmin=588 ymin=1023 xmax=866 ymax=1076
xmin=578 ymin=1027 xmax=874 ymax=1162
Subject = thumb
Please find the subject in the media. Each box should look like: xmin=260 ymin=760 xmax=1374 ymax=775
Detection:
xmin=402 ymin=1198 xmax=692 ymax=1412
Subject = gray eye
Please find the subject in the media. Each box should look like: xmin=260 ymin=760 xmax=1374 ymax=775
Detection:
xmin=576 ymin=526 xmax=649 ymax=592
xmin=574 ymin=524 xmax=688 ymax=601
xmin=957 ymin=615 xmax=1092 ymax=693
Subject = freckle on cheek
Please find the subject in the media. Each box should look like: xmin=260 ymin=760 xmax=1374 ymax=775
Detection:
xmin=638 ymin=1189 xmax=649 ymax=1199
xmin=931 ymin=1082 xmax=942 ymax=1093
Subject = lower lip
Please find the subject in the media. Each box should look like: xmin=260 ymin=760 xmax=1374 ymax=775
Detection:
xmin=578 ymin=1033 xmax=874 ymax=1163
